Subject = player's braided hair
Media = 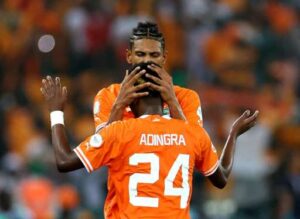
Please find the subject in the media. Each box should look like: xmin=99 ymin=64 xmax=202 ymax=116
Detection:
xmin=129 ymin=22 xmax=165 ymax=50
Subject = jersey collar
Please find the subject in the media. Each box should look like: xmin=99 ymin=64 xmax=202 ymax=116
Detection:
xmin=139 ymin=114 xmax=171 ymax=119
xmin=139 ymin=115 xmax=150 ymax=119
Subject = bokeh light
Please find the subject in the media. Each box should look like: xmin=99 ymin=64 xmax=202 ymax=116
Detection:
xmin=37 ymin=34 xmax=55 ymax=53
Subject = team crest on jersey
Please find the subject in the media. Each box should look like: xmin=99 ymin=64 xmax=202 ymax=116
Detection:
xmin=89 ymin=134 xmax=103 ymax=148
xmin=163 ymin=107 xmax=170 ymax=116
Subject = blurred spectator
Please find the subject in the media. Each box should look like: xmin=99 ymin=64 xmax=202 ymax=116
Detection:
xmin=276 ymin=151 xmax=300 ymax=219
xmin=231 ymin=118 xmax=274 ymax=219
xmin=19 ymin=177 xmax=55 ymax=219
xmin=56 ymin=184 xmax=80 ymax=219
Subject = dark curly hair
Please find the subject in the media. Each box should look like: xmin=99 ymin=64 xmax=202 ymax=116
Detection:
xmin=129 ymin=61 xmax=161 ymax=97
xmin=129 ymin=22 xmax=165 ymax=51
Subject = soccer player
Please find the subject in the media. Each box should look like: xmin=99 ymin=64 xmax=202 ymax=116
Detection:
xmin=40 ymin=75 xmax=258 ymax=219
xmin=93 ymin=21 xmax=203 ymax=132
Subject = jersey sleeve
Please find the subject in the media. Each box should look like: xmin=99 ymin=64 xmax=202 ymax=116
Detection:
xmin=179 ymin=89 xmax=203 ymax=127
xmin=73 ymin=123 xmax=122 ymax=173
xmin=93 ymin=87 xmax=115 ymax=132
xmin=195 ymin=129 xmax=219 ymax=176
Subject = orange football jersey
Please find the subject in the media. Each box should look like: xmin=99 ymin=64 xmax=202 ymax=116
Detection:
xmin=74 ymin=115 xmax=218 ymax=219
xmin=93 ymin=84 xmax=203 ymax=132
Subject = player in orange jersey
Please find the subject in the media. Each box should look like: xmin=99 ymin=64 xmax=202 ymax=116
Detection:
xmin=40 ymin=75 xmax=258 ymax=219
xmin=93 ymin=22 xmax=203 ymax=132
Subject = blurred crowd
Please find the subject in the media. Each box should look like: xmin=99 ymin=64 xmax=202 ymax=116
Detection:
xmin=0 ymin=0 xmax=299 ymax=219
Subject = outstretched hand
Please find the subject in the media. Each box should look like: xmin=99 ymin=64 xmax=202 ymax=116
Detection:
xmin=230 ymin=110 xmax=259 ymax=137
xmin=40 ymin=76 xmax=67 ymax=111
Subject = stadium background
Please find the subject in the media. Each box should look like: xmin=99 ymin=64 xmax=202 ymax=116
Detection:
xmin=0 ymin=0 xmax=299 ymax=218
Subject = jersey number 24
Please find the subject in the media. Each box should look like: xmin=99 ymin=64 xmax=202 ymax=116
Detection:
xmin=129 ymin=153 xmax=190 ymax=208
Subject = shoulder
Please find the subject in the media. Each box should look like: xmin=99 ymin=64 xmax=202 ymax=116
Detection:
xmin=99 ymin=119 xmax=124 ymax=137
xmin=173 ymin=85 xmax=199 ymax=100
xmin=166 ymin=119 xmax=207 ymax=142
xmin=185 ymin=122 xmax=208 ymax=137
xmin=101 ymin=118 xmax=139 ymax=140
xmin=166 ymin=117 xmax=200 ymax=130
xmin=95 ymin=83 xmax=121 ymax=98
xmin=106 ymin=118 xmax=137 ymax=130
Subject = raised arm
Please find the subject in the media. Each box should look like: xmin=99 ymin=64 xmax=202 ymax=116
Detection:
xmin=208 ymin=110 xmax=259 ymax=188
xmin=40 ymin=76 xmax=83 ymax=172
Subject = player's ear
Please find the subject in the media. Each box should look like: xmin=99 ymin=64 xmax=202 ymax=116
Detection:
xmin=126 ymin=49 xmax=132 ymax=64
xmin=162 ymin=50 xmax=168 ymax=65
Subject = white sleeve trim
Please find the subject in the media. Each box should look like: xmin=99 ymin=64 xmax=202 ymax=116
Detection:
xmin=203 ymin=160 xmax=219 ymax=176
xmin=73 ymin=147 xmax=94 ymax=173
xmin=95 ymin=122 xmax=107 ymax=133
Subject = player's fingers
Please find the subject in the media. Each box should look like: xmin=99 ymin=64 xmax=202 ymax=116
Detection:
xmin=42 ymin=78 xmax=50 ymax=92
xmin=234 ymin=110 xmax=250 ymax=126
xmin=55 ymin=77 xmax=61 ymax=88
xmin=145 ymin=73 xmax=162 ymax=85
xmin=40 ymin=87 xmax=47 ymax=97
xmin=147 ymin=64 xmax=160 ymax=73
xmin=132 ymin=92 xmax=149 ymax=98
xmin=133 ymin=82 xmax=151 ymax=91
xmin=123 ymin=70 xmax=130 ymax=81
xmin=47 ymin=76 xmax=56 ymax=95
xmin=249 ymin=110 xmax=259 ymax=120
xmin=128 ymin=69 xmax=146 ymax=84
xmin=62 ymin=86 xmax=68 ymax=100
xmin=148 ymin=82 xmax=162 ymax=92
xmin=148 ymin=64 xmax=161 ymax=70
xmin=127 ymin=66 xmax=141 ymax=79
xmin=236 ymin=110 xmax=250 ymax=122
xmin=244 ymin=110 xmax=259 ymax=123
xmin=242 ymin=110 xmax=251 ymax=117
xmin=46 ymin=75 xmax=54 ymax=88
xmin=147 ymin=64 xmax=168 ymax=79
xmin=253 ymin=110 xmax=259 ymax=117
xmin=124 ymin=68 xmax=141 ymax=84
xmin=55 ymin=77 xmax=61 ymax=95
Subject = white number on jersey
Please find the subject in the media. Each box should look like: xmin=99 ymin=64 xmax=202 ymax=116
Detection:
xmin=129 ymin=153 xmax=190 ymax=208
xmin=164 ymin=154 xmax=190 ymax=208
xmin=129 ymin=153 xmax=159 ymax=207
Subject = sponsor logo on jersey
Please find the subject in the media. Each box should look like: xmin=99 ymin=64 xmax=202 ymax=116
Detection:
xmin=139 ymin=134 xmax=186 ymax=146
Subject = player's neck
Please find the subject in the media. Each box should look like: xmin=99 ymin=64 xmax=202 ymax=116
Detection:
xmin=132 ymin=97 xmax=163 ymax=117
xmin=139 ymin=105 xmax=163 ymax=117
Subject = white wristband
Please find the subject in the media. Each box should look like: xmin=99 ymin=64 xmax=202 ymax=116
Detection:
xmin=50 ymin=111 xmax=64 ymax=127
